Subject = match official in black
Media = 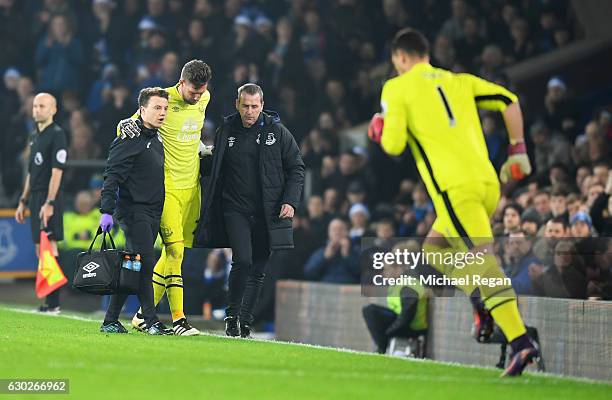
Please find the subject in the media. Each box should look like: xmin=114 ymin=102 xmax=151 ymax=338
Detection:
xmin=98 ymin=87 xmax=171 ymax=335
xmin=195 ymin=83 xmax=305 ymax=338
xmin=15 ymin=93 xmax=67 ymax=314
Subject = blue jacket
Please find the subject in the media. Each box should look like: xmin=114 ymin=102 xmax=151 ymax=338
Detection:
xmin=35 ymin=37 xmax=83 ymax=92
xmin=504 ymin=252 xmax=539 ymax=295
xmin=304 ymin=245 xmax=360 ymax=284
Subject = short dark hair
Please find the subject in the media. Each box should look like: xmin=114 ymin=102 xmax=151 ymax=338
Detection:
xmin=237 ymin=83 xmax=264 ymax=102
xmin=180 ymin=59 xmax=212 ymax=87
xmin=391 ymin=28 xmax=430 ymax=57
xmin=138 ymin=87 xmax=168 ymax=107
xmin=503 ymin=203 xmax=523 ymax=217
xmin=550 ymin=186 xmax=567 ymax=197
xmin=549 ymin=215 xmax=569 ymax=229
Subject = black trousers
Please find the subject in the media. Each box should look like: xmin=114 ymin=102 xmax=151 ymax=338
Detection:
xmin=104 ymin=212 xmax=159 ymax=327
xmin=224 ymin=211 xmax=270 ymax=325
xmin=362 ymin=304 xmax=424 ymax=353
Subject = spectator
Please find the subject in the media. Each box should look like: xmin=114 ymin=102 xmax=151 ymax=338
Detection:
xmin=586 ymin=182 xmax=604 ymax=210
xmin=374 ymin=219 xmax=395 ymax=249
xmin=346 ymin=181 xmax=367 ymax=206
xmin=35 ymin=14 xmax=84 ymax=94
xmin=550 ymin=187 xmax=568 ymax=219
xmin=529 ymin=120 xmax=572 ymax=174
xmin=570 ymin=211 xmax=592 ymax=238
xmin=85 ymin=0 xmax=127 ymax=69
xmin=140 ymin=51 xmax=179 ymax=89
xmin=502 ymin=230 xmax=539 ymax=295
xmin=574 ymin=121 xmax=609 ymax=166
xmin=307 ymin=195 xmax=331 ymax=246
xmin=479 ymin=45 xmax=504 ymax=81
xmin=181 ymin=18 xmax=215 ymax=65
xmin=533 ymin=216 xmax=568 ymax=266
xmin=431 ymin=35 xmax=456 ymax=70
xmin=348 ymin=203 xmax=370 ymax=244
xmin=509 ymin=18 xmax=535 ymax=62
xmin=323 ymin=187 xmax=342 ymax=216
xmin=532 ymin=240 xmax=588 ymax=299
xmin=412 ymin=183 xmax=434 ymax=224
xmin=543 ymin=77 xmax=577 ymax=139
xmin=0 ymin=0 xmax=27 ymax=69
xmin=304 ymin=218 xmax=360 ymax=284
xmin=96 ymin=82 xmax=136 ymax=150
xmin=440 ymin=0 xmax=469 ymax=41
xmin=521 ymin=214 xmax=540 ymax=237
xmin=502 ymin=203 xmax=523 ymax=234
xmin=266 ymin=17 xmax=304 ymax=89
xmin=592 ymin=161 xmax=609 ymax=187
xmin=590 ymin=180 xmax=612 ymax=236
xmin=86 ymin=64 xmax=119 ymax=114
xmin=454 ymin=16 xmax=484 ymax=71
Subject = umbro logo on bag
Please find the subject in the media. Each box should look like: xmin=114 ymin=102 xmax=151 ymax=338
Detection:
xmin=83 ymin=262 xmax=100 ymax=278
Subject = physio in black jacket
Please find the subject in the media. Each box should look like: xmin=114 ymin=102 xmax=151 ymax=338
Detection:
xmin=195 ymin=83 xmax=305 ymax=338
xmin=98 ymin=87 xmax=171 ymax=335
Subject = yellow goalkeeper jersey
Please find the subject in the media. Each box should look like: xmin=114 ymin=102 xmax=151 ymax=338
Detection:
xmin=380 ymin=62 xmax=517 ymax=193
xmin=121 ymin=84 xmax=210 ymax=189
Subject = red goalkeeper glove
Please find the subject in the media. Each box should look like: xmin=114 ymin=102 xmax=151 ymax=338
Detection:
xmin=368 ymin=113 xmax=384 ymax=143
xmin=500 ymin=142 xmax=532 ymax=183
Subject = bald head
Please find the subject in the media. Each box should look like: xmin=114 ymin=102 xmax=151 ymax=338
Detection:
xmin=32 ymin=93 xmax=57 ymax=125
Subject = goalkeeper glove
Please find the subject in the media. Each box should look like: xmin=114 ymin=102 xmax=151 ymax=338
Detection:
xmin=118 ymin=118 xmax=141 ymax=139
xmin=500 ymin=142 xmax=531 ymax=183
xmin=198 ymin=142 xmax=214 ymax=158
xmin=368 ymin=113 xmax=384 ymax=143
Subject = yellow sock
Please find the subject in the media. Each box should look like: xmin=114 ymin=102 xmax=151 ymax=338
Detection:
xmin=478 ymin=253 xmax=527 ymax=342
xmin=152 ymin=247 xmax=167 ymax=306
xmin=489 ymin=299 xmax=526 ymax=342
xmin=164 ymin=242 xmax=185 ymax=322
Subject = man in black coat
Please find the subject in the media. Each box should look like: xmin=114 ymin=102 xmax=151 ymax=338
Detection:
xmin=194 ymin=83 xmax=305 ymax=337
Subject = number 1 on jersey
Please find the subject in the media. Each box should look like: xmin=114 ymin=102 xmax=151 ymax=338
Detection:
xmin=436 ymin=86 xmax=456 ymax=127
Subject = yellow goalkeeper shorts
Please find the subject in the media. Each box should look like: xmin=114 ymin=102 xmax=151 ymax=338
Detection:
xmin=431 ymin=180 xmax=500 ymax=249
xmin=159 ymin=185 xmax=201 ymax=248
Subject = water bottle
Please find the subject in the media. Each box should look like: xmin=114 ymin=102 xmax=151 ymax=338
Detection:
xmin=122 ymin=254 xmax=133 ymax=270
xmin=132 ymin=254 xmax=141 ymax=272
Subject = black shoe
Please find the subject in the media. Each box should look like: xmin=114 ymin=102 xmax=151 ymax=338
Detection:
xmin=147 ymin=321 xmax=173 ymax=336
xmin=501 ymin=346 xmax=540 ymax=377
xmin=239 ymin=323 xmax=252 ymax=338
xmin=225 ymin=316 xmax=240 ymax=337
xmin=100 ymin=321 xmax=128 ymax=334
xmin=38 ymin=305 xmax=61 ymax=315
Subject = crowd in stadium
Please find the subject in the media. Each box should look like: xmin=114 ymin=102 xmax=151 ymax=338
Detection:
xmin=0 ymin=0 xmax=610 ymax=318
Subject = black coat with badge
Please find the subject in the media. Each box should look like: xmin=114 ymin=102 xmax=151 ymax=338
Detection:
xmin=194 ymin=111 xmax=305 ymax=250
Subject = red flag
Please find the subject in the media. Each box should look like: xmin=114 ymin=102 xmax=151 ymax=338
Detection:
xmin=35 ymin=231 xmax=67 ymax=299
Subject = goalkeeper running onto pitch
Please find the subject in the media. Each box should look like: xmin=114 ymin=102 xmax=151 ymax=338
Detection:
xmin=118 ymin=60 xmax=213 ymax=336
xmin=368 ymin=28 xmax=538 ymax=377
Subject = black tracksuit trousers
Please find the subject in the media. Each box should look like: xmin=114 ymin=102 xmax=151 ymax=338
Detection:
xmin=224 ymin=211 xmax=270 ymax=325
xmin=104 ymin=212 xmax=159 ymax=327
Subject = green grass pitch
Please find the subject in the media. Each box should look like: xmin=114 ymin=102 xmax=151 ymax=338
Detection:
xmin=0 ymin=305 xmax=610 ymax=400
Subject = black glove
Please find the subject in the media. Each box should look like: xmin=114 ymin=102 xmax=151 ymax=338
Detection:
xmin=118 ymin=118 xmax=141 ymax=139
